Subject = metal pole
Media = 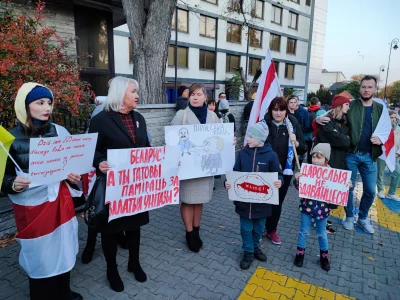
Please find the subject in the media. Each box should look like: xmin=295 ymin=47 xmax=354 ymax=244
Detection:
xmin=303 ymin=0 xmax=315 ymax=103
xmin=174 ymin=6 xmax=178 ymax=102
xmin=384 ymin=39 xmax=399 ymax=100
xmin=245 ymin=26 xmax=250 ymax=83
xmin=213 ymin=18 xmax=219 ymax=99
xmin=377 ymin=65 xmax=385 ymax=97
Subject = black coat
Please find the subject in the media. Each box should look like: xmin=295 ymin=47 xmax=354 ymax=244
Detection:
xmin=233 ymin=144 xmax=283 ymax=219
xmin=314 ymin=114 xmax=350 ymax=170
xmin=176 ymin=96 xmax=188 ymax=111
xmin=88 ymin=109 xmax=150 ymax=233
xmin=1 ymin=123 xmax=58 ymax=195
xmin=264 ymin=114 xmax=307 ymax=170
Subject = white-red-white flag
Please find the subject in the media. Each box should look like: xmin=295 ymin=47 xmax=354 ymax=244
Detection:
xmin=373 ymin=98 xmax=395 ymax=171
xmin=244 ymin=49 xmax=281 ymax=145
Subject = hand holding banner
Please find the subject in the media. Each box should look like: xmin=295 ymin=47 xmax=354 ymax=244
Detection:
xmin=105 ymin=146 xmax=180 ymax=221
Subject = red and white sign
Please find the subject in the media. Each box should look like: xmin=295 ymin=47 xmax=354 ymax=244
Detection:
xmin=28 ymin=133 xmax=98 ymax=187
xmin=226 ymin=171 xmax=279 ymax=204
xmin=105 ymin=146 xmax=180 ymax=221
xmin=244 ymin=48 xmax=281 ymax=145
xmin=299 ymin=164 xmax=352 ymax=207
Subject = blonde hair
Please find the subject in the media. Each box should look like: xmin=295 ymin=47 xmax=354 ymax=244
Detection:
xmin=103 ymin=76 xmax=139 ymax=112
xmin=330 ymin=106 xmax=343 ymax=120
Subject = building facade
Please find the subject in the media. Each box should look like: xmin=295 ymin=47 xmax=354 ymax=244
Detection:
xmin=114 ymin=0 xmax=318 ymax=102
xmin=320 ymin=69 xmax=347 ymax=89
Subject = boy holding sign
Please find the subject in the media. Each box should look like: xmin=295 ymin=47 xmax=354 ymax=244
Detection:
xmin=225 ymin=122 xmax=283 ymax=270
xmin=294 ymin=143 xmax=332 ymax=271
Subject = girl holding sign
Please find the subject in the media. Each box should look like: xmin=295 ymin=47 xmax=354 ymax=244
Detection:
xmin=1 ymin=83 xmax=83 ymax=300
xmin=294 ymin=143 xmax=332 ymax=271
xmin=88 ymin=77 xmax=150 ymax=293
xmin=171 ymin=83 xmax=221 ymax=253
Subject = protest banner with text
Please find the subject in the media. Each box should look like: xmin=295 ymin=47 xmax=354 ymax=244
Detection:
xmin=165 ymin=123 xmax=235 ymax=180
xmin=226 ymin=171 xmax=279 ymax=204
xmin=29 ymin=133 xmax=98 ymax=187
xmin=105 ymin=146 xmax=180 ymax=221
xmin=299 ymin=163 xmax=352 ymax=206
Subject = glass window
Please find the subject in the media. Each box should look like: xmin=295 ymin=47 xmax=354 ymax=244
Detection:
xmin=168 ymin=46 xmax=188 ymax=67
xmin=202 ymin=0 xmax=218 ymax=4
xmin=290 ymin=0 xmax=300 ymax=3
xmin=285 ymin=63 xmax=295 ymax=79
xmin=228 ymin=0 xmax=241 ymax=12
xmin=248 ymin=58 xmax=261 ymax=75
xmin=269 ymin=34 xmax=281 ymax=51
xmin=271 ymin=6 xmax=282 ymax=24
xmin=249 ymin=28 xmax=262 ymax=48
xmin=171 ymin=9 xmax=189 ymax=33
xmin=75 ymin=8 xmax=109 ymax=69
xmin=289 ymin=12 xmax=298 ymax=29
xmin=200 ymin=15 xmax=216 ymax=38
xmin=199 ymin=50 xmax=215 ymax=70
xmin=226 ymin=54 xmax=240 ymax=72
xmin=286 ymin=38 xmax=297 ymax=54
xmin=274 ymin=61 xmax=279 ymax=75
xmin=226 ymin=22 xmax=242 ymax=43
xmin=306 ymin=0 xmax=311 ymax=6
xmin=251 ymin=0 xmax=264 ymax=19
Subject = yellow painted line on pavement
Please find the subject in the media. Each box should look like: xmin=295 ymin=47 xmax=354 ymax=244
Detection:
xmin=239 ymin=267 xmax=355 ymax=300
xmin=330 ymin=184 xmax=400 ymax=233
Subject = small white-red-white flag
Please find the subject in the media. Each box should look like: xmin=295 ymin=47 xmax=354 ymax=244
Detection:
xmin=373 ymin=98 xmax=395 ymax=171
xmin=244 ymin=49 xmax=281 ymax=145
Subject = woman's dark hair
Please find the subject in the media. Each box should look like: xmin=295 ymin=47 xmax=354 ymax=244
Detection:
xmin=207 ymin=99 xmax=216 ymax=106
xmin=24 ymin=104 xmax=51 ymax=137
xmin=178 ymin=85 xmax=188 ymax=97
xmin=266 ymin=97 xmax=289 ymax=121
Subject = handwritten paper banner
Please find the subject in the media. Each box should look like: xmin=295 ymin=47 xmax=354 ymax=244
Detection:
xmin=28 ymin=133 xmax=98 ymax=187
xmin=226 ymin=171 xmax=279 ymax=205
xmin=164 ymin=123 xmax=235 ymax=180
xmin=105 ymin=146 xmax=180 ymax=221
xmin=299 ymin=163 xmax=352 ymax=206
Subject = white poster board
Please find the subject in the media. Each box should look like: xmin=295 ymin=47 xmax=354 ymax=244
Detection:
xmin=28 ymin=133 xmax=98 ymax=187
xmin=299 ymin=163 xmax=352 ymax=206
xmin=105 ymin=146 xmax=180 ymax=221
xmin=165 ymin=123 xmax=235 ymax=180
xmin=226 ymin=171 xmax=279 ymax=205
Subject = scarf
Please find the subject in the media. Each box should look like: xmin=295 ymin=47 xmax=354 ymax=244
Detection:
xmin=283 ymin=117 xmax=295 ymax=175
xmin=189 ymin=103 xmax=208 ymax=124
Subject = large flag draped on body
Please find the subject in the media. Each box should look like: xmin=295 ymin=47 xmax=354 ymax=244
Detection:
xmin=244 ymin=49 xmax=281 ymax=145
xmin=373 ymin=98 xmax=395 ymax=171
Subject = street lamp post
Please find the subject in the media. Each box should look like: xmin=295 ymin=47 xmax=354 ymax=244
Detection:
xmin=384 ymin=38 xmax=399 ymax=100
xmin=377 ymin=65 xmax=385 ymax=96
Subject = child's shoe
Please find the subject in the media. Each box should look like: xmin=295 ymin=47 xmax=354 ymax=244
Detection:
xmin=266 ymin=230 xmax=281 ymax=245
xmin=326 ymin=224 xmax=336 ymax=234
xmin=294 ymin=247 xmax=305 ymax=267
xmin=320 ymin=250 xmax=330 ymax=271
xmin=254 ymin=247 xmax=267 ymax=262
xmin=240 ymin=251 xmax=254 ymax=270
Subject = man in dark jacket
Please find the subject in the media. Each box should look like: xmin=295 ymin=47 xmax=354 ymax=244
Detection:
xmin=316 ymin=76 xmax=383 ymax=234
xmin=176 ymin=86 xmax=189 ymax=111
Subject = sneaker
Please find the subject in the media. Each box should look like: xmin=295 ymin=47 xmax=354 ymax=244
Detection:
xmin=377 ymin=191 xmax=385 ymax=199
xmin=342 ymin=217 xmax=354 ymax=230
xmin=320 ymin=250 xmax=330 ymax=271
xmin=266 ymin=230 xmax=281 ymax=245
xmin=357 ymin=219 xmax=374 ymax=234
xmin=386 ymin=194 xmax=400 ymax=201
xmin=240 ymin=251 xmax=254 ymax=270
xmin=326 ymin=225 xmax=336 ymax=234
xmin=254 ymin=247 xmax=267 ymax=262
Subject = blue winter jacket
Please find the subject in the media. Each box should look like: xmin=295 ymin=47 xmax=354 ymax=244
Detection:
xmin=233 ymin=143 xmax=284 ymax=219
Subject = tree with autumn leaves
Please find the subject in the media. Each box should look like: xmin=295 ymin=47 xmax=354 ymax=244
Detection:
xmin=0 ymin=1 xmax=93 ymax=131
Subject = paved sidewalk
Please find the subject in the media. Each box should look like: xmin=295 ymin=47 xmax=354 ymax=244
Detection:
xmin=1 ymin=177 xmax=399 ymax=300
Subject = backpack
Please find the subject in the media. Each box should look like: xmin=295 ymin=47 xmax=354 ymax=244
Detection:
xmin=307 ymin=109 xmax=319 ymax=133
xmin=220 ymin=112 xmax=231 ymax=124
